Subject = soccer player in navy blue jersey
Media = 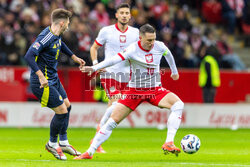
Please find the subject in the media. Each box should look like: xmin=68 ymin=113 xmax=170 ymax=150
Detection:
xmin=24 ymin=8 xmax=84 ymax=160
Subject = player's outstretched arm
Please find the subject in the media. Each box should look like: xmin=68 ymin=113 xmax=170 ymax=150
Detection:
xmin=61 ymin=41 xmax=85 ymax=68
xmin=80 ymin=54 xmax=124 ymax=75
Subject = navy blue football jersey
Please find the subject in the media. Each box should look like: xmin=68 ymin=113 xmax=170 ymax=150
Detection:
xmin=28 ymin=26 xmax=62 ymax=85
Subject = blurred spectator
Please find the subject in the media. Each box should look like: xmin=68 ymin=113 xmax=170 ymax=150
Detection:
xmin=202 ymin=28 xmax=222 ymax=66
xmin=0 ymin=34 xmax=7 ymax=65
xmin=149 ymin=0 xmax=169 ymax=20
xmin=160 ymin=28 xmax=176 ymax=67
xmin=221 ymin=0 xmax=244 ymax=34
xmin=173 ymin=8 xmax=192 ymax=34
xmin=86 ymin=0 xmax=98 ymax=10
xmin=199 ymin=53 xmax=221 ymax=103
xmin=60 ymin=30 xmax=78 ymax=66
xmin=0 ymin=0 xmax=8 ymax=12
xmin=157 ymin=12 xmax=173 ymax=31
xmin=217 ymin=32 xmax=246 ymax=70
xmin=177 ymin=30 xmax=195 ymax=67
xmin=76 ymin=21 xmax=92 ymax=66
xmin=89 ymin=2 xmax=110 ymax=27
xmin=242 ymin=0 xmax=250 ymax=46
xmin=106 ymin=1 xmax=116 ymax=19
xmin=14 ymin=31 xmax=27 ymax=56
xmin=201 ymin=0 xmax=222 ymax=24
xmin=41 ymin=13 xmax=51 ymax=29
xmin=189 ymin=27 xmax=204 ymax=66
xmin=133 ymin=14 xmax=147 ymax=29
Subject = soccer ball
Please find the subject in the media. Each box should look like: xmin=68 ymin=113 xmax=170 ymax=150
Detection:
xmin=181 ymin=134 xmax=201 ymax=154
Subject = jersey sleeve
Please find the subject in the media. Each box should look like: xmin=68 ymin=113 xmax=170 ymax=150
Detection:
xmin=29 ymin=33 xmax=52 ymax=55
xmin=95 ymin=27 xmax=107 ymax=46
xmin=92 ymin=44 xmax=135 ymax=72
xmin=118 ymin=43 xmax=135 ymax=60
xmin=159 ymin=42 xmax=178 ymax=75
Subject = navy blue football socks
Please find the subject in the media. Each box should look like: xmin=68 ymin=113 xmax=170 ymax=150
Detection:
xmin=59 ymin=105 xmax=71 ymax=141
xmin=49 ymin=113 xmax=67 ymax=142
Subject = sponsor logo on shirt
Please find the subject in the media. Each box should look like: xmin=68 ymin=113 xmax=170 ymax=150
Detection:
xmin=32 ymin=42 xmax=41 ymax=50
xmin=145 ymin=54 xmax=153 ymax=63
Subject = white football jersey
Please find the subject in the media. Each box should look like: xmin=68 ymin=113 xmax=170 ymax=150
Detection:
xmin=95 ymin=24 xmax=139 ymax=82
xmin=118 ymin=41 xmax=178 ymax=88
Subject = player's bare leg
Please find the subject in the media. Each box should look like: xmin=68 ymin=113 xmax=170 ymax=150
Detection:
xmin=158 ymin=93 xmax=184 ymax=156
xmin=75 ymin=103 xmax=132 ymax=160
xmin=58 ymin=98 xmax=81 ymax=156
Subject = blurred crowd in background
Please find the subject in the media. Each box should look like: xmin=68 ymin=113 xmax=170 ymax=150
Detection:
xmin=0 ymin=0 xmax=249 ymax=70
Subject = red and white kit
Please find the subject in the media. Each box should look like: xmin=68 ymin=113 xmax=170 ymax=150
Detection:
xmin=95 ymin=23 xmax=139 ymax=97
xmin=93 ymin=40 xmax=178 ymax=110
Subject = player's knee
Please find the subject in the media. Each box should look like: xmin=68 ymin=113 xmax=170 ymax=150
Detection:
xmin=171 ymin=100 xmax=184 ymax=115
xmin=53 ymin=103 xmax=68 ymax=114
xmin=110 ymin=116 xmax=120 ymax=124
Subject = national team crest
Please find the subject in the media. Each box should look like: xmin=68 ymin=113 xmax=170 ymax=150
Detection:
xmin=120 ymin=35 xmax=126 ymax=43
xmin=145 ymin=54 xmax=153 ymax=63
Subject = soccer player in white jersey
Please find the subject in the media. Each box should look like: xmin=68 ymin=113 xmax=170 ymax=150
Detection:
xmin=75 ymin=24 xmax=184 ymax=159
xmin=89 ymin=3 xmax=139 ymax=153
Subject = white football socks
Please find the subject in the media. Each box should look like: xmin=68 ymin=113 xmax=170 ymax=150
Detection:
xmin=99 ymin=102 xmax=117 ymax=127
xmin=49 ymin=141 xmax=59 ymax=149
xmin=59 ymin=140 xmax=70 ymax=146
xmin=166 ymin=101 xmax=184 ymax=143
xmin=87 ymin=118 xmax=117 ymax=156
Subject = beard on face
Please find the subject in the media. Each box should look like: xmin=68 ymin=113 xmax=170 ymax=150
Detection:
xmin=119 ymin=20 xmax=128 ymax=26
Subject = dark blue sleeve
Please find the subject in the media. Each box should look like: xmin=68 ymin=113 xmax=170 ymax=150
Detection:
xmin=24 ymin=49 xmax=40 ymax=72
xmin=61 ymin=41 xmax=74 ymax=57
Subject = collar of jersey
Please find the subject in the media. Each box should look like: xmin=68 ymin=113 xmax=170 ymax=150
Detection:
xmin=138 ymin=41 xmax=152 ymax=52
xmin=115 ymin=23 xmax=128 ymax=33
xmin=49 ymin=26 xmax=59 ymax=37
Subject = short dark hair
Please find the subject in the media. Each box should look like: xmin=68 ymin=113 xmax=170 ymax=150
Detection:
xmin=116 ymin=3 xmax=130 ymax=11
xmin=139 ymin=24 xmax=156 ymax=34
xmin=51 ymin=8 xmax=72 ymax=23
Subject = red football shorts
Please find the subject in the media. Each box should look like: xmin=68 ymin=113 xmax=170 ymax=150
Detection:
xmin=118 ymin=87 xmax=171 ymax=111
xmin=101 ymin=78 xmax=128 ymax=98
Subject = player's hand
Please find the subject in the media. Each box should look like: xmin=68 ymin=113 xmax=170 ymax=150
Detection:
xmin=171 ymin=73 xmax=179 ymax=80
xmin=72 ymin=55 xmax=85 ymax=68
xmin=98 ymin=68 xmax=106 ymax=73
xmin=39 ymin=75 xmax=49 ymax=88
xmin=80 ymin=66 xmax=94 ymax=76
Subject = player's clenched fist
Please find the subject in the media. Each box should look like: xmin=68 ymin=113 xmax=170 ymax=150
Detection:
xmin=171 ymin=74 xmax=179 ymax=80
xmin=80 ymin=66 xmax=94 ymax=76
xmin=72 ymin=55 xmax=85 ymax=68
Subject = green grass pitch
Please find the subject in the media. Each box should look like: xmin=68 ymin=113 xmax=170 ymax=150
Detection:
xmin=0 ymin=128 xmax=249 ymax=167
